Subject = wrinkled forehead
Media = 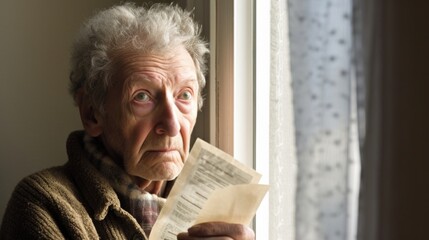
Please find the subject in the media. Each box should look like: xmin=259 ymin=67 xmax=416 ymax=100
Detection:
xmin=109 ymin=46 xmax=198 ymax=87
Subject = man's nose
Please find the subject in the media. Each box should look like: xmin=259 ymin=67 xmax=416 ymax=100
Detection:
xmin=155 ymin=97 xmax=180 ymax=136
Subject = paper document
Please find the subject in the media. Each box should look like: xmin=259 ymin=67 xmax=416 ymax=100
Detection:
xmin=149 ymin=139 xmax=268 ymax=240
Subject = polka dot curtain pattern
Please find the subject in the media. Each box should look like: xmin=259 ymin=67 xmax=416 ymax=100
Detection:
xmin=269 ymin=0 xmax=363 ymax=239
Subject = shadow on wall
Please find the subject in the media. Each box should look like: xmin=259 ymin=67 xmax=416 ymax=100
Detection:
xmin=0 ymin=0 xmax=132 ymax=222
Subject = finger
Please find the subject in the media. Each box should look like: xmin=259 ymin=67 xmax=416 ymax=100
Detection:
xmin=176 ymin=232 xmax=189 ymax=240
xmin=187 ymin=222 xmax=255 ymax=239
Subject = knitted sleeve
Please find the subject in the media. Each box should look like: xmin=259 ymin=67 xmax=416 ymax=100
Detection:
xmin=0 ymin=174 xmax=66 ymax=239
xmin=0 ymin=168 xmax=98 ymax=239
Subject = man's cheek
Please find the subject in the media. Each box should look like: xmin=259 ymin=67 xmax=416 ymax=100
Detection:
xmin=130 ymin=121 xmax=153 ymax=146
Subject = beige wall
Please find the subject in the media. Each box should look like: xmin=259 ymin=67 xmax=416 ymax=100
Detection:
xmin=0 ymin=0 xmax=124 ymax=222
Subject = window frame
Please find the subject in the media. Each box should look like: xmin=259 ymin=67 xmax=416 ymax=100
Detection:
xmin=210 ymin=0 xmax=270 ymax=238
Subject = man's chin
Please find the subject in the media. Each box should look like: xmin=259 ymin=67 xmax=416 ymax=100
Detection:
xmin=141 ymin=162 xmax=183 ymax=181
xmin=155 ymin=165 xmax=182 ymax=180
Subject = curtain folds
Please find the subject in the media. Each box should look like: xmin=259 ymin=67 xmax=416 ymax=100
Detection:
xmin=269 ymin=0 xmax=297 ymax=240
xmin=269 ymin=0 xmax=362 ymax=239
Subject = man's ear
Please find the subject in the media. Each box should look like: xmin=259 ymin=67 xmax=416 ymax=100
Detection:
xmin=76 ymin=89 xmax=103 ymax=137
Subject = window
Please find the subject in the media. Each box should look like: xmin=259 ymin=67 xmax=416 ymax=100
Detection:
xmin=207 ymin=0 xmax=363 ymax=239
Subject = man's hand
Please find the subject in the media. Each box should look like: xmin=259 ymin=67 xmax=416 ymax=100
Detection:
xmin=176 ymin=222 xmax=255 ymax=240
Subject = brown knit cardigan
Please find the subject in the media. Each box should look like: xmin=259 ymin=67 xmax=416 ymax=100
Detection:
xmin=0 ymin=131 xmax=148 ymax=240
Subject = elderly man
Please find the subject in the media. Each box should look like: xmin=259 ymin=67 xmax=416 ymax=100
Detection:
xmin=0 ymin=3 xmax=254 ymax=240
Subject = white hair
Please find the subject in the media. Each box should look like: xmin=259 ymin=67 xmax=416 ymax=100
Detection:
xmin=69 ymin=3 xmax=209 ymax=112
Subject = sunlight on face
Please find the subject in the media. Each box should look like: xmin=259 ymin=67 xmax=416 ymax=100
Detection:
xmin=100 ymin=46 xmax=199 ymax=181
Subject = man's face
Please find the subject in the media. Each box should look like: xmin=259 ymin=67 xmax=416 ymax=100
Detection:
xmin=99 ymin=46 xmax=199 ymax=181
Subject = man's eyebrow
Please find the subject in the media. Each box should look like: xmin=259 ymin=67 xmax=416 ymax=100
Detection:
xmin=122 ymin=75 xmax=156 ymax=95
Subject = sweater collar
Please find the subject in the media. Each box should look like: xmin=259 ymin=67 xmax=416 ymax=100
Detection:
xmin=65 ymin=131 xmax=120 ymax=220
xmin=82 ymin=133 xmax=165 ymax=236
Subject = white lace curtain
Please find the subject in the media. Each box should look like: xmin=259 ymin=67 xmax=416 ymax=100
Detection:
xmin=269 ymin=0 xmax=362 ymax=239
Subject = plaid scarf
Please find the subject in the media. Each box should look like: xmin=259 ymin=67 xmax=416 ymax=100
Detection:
xmin=83 ymin=134 xmax=165 ymax=236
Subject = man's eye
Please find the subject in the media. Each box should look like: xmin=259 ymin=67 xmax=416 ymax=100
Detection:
xmin=179 ymin=90 xmax=193 ymax=100
xmin=134 ymin=91 xmax=150 ymax=102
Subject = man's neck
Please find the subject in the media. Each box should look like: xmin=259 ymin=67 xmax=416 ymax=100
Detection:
xmin=134 ymin=177 xmax=165 ymax=195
